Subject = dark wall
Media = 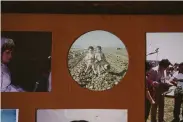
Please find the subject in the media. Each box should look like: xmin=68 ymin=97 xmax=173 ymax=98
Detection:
xmin=1 ymin=1 xmax=183 ymax=14
xmin=1 ymin=31 xmax=52 ymax=91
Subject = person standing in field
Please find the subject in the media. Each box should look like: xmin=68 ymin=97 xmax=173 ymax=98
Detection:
xmin=148 ymin=59 xmax=172 ymax=122
xmin=145 ymin=61 xmax=156 ymax=121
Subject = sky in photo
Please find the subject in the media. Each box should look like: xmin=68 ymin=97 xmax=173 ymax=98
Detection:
xmin=146 ymin=33 xmax=183 ymax=64
xmin=1 ymin=109 xmax=18 ymax=122
xmin=71 ymin=30 xmax=126 ymax=49
xmin=37 ymin=109 xmax=127 ymax=122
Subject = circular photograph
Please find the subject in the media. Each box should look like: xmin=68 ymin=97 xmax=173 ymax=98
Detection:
xmin=68 ymin=30 xmax=129 ymax=91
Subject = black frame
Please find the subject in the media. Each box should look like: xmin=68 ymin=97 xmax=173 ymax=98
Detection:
xmin=1 ymin=1 xmax=183 ymax=14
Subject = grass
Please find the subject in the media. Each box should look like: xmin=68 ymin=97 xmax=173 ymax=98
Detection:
xmin=147 ymin=97 xmax=183 ymax=122
xmin=164 ymin=97 xmax=174 ymax=122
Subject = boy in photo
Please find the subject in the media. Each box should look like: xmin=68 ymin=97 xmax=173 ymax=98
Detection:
xmin=94 ymin=46 xmax=110 ymax=76
xmin=84 ymin=46 xmax=97 ymax=74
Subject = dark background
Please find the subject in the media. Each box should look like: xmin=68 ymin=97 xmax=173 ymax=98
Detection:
xmin=1 ymin=1 xmax=183 ymax=14
xmin=1 ymin=31 xmax=52 ymax=91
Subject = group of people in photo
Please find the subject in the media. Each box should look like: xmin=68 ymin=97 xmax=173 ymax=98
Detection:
xmin=84 ymin=46 xmax=110 ymax=76
xmin=146 ymin=59 xmax=183 ymax=122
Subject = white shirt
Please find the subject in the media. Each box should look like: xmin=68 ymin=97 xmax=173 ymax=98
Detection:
xmin=174 ymin=73 xmax=183 ymax=88
xmin=152 ymin=65 xmax=166 ymax=83
xmin=165 ymin=74 xmax=171 ymax=81
xmin=1 ymin=63 xmax=24 ymax=92
xmin=167 ymin=72 xmax=183 ymax=88
xmin=1 ymin=63 xmax=12 ymax=92
xmin=173 ymin=71 xmax=179 ymax=77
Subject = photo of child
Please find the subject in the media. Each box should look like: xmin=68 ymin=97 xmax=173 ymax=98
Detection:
xmin=84 ymin=46 xmax=97 ymax=74
xmin=1 ymin=31 xmax=52 ymax=92
xmin=68 ymin=30 xmax=129 ymax=91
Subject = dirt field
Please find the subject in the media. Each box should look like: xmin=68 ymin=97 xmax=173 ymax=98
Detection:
xmin=68 ymin=47 xmax=128 ymax=91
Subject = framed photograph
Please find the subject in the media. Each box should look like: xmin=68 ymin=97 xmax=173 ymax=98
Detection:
xmin=68 ymin=30 xmax=128 ymax=91
xmin=36 ymin=109 xmax=128 ymax=122
xmin=145 ymin=33 xmax=183 ymax=122
xmin=1 ymin=31 xmax=52 ymax=92
xmin=1 ymin=109 xmax=19 ymax=122
xmin=1 ymin=1 xmax=183 ymax=122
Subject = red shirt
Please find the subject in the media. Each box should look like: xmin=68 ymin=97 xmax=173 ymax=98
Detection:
xmin=146 ymin=77 xmax=154 ymax=97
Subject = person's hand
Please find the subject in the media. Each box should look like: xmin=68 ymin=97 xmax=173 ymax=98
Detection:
xmin=170 ymin=80 xmax=178 ymax=86
xmin=150 ymin=99 xmax=155 ymax=105
xmin=168 ymin=83 xmax=174 ymax=86
xmin=165 ymin=81 xmax=174 ymax=87
xmin=152 ymin=81 xmax=159 ymax=87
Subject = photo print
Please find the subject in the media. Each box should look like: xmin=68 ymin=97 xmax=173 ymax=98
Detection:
xmin=68 ymin=30 xmax=129 ymax=91
xmin=1 ymin=31 xmax=52 ymax=92
xmin=37 ymin=109 xmax=128 ymax=122
xmin=1 ymin=109 xmax=19 ymax=122
xmin=145 ymin=33 xmax=183 ymax=122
